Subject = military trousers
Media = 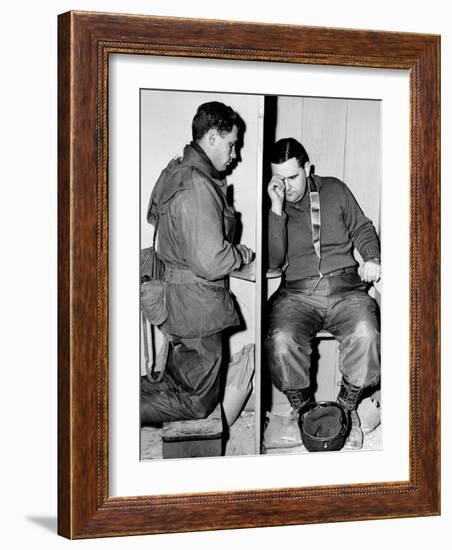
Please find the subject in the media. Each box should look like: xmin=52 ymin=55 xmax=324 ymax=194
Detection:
xmin=141 ymin=332 xmax=223 ymax=424
xmin=265 ymin=271 xmax=380 ymax=394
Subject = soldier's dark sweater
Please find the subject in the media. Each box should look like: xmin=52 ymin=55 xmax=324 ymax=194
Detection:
xmin=268 ymin=175 xmax=380 ymax=281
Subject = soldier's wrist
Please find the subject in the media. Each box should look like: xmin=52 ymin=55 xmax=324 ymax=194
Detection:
xmin=270 ymin=205 xmax=283 ymax=217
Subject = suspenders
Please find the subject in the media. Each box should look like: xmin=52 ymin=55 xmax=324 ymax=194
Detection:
xmin=307 ymin=175 xmax=322 ymax=277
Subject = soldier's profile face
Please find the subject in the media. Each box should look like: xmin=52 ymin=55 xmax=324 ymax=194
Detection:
xmin=210 ymin=125 xmax=238 ymax=172
xmin=271 ymin=157 xmax=307 ymax=204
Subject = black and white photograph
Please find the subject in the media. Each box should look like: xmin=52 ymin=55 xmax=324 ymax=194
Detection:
xmin=139 ymin=90 xmax=382 ymax=460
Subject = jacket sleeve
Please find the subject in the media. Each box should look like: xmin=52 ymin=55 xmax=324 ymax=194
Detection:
xmin=341 ymin=183 xmax=380 ymax=261
xmin=175 ymin=176 xmax=243 ymax=280
xmin=268 ymin=210 xmax=288 ymax=268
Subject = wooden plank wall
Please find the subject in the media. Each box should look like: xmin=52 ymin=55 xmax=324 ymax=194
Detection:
xmin=276 ymin=96 xmax=380 ymax=230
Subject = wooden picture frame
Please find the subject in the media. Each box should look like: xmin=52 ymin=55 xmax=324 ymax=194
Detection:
xmin=58 ymin=11 xmax=440 ymax=538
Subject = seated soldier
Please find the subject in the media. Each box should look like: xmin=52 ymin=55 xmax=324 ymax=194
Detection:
xmin=265 ymin=138 xmax=380 ymax=449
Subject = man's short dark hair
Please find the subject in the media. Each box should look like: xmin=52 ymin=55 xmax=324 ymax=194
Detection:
xmin=192 ymin=101 xmax=242 ymax=141
xmin=271 ymin=137 xmax=309 ymax=167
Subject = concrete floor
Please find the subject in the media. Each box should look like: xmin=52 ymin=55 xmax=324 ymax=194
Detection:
xmin=140 ymin=410 xmax=381 ymax=460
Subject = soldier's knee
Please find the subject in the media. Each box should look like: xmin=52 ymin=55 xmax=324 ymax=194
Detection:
xmin=266 ymin=327 xmax=295 ymax=356
xmin=189 ymin=395 xmax=216 ymax=419
xmin=352 ymin=320 xmax=380 ymax=347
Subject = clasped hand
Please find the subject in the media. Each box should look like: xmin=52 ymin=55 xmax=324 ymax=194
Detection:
xmin=236 ymin=243 xmax=255 ymax=265
xmin=359 ymin=260 xmax=381 ymax=283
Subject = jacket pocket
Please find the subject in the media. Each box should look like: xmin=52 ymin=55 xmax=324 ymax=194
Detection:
xmin=140 ymin=279 xmax=168 ymax=326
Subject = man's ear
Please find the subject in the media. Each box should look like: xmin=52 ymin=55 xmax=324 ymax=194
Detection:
xmin=207 ymin=129 xmax=217 ymax=146
xmin=304 ymin=161 xmax=311 ymax=176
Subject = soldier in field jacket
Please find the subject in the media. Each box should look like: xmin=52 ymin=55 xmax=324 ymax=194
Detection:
xmin=141 ymin=101 xmax=253 ymax=424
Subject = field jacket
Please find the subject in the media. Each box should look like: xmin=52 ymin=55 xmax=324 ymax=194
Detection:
xmin=146 ymin=143 xmax=243 ymax=337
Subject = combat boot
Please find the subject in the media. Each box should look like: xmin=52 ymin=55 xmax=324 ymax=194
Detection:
xmin=285 ymin=388 xmax=312 ymax=418
xmin=263 ymin=388 xmax=311 ymax=450
xmin=337 ymin=379 xmax=364 ymax=450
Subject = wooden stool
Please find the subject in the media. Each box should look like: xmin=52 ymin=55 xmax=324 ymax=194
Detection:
xmin=162 ymin=404 xmax=223 ymax=459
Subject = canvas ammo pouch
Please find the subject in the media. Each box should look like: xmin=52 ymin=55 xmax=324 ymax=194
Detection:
xmin=140 ymin=247 xmax=167 ymax=326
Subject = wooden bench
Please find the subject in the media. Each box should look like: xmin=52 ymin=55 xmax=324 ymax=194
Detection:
xmin=162 ymin=404 xmax=223 ymax=459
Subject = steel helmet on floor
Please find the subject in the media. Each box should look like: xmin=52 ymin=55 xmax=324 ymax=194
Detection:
xmin=298 ymin=401 xmax=350 ymax=452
